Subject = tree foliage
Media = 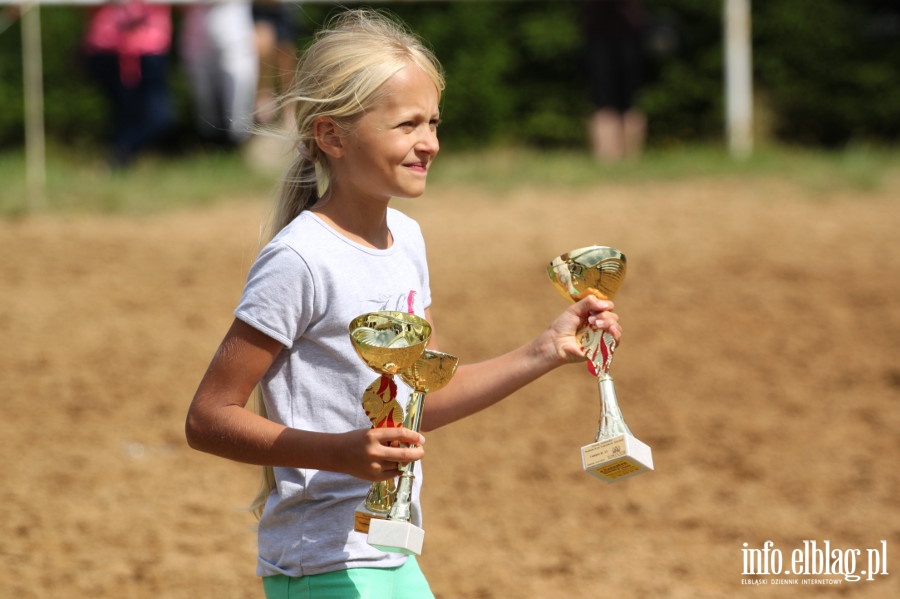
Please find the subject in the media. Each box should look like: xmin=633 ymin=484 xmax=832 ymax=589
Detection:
xmin=0 ymin=1 xmax=897 ymax=151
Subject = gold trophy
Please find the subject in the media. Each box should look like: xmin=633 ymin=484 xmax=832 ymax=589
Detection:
xmin=368 ymin=349 xmax=459 ymax=555
xmin=349 ymin=312 xmax=432 ymax=535
xmin=548 ymin=246 xmax=653 ymax=483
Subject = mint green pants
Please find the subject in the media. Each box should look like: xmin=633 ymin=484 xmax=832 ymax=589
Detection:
xmin=262 ymin=558 xmax=435 ymax=599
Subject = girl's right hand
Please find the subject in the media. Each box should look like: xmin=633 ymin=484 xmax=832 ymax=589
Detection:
xmin=337 ymin=427 xmax=426 ymax=481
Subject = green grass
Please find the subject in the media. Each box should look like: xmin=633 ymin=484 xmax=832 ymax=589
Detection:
xmin=2 ymin=142 xmax=897 ymax=216
xmin=1 ymin=145 xmax=276 ymax=216
xmin=429 ymin=143 xmax=900 ymax=194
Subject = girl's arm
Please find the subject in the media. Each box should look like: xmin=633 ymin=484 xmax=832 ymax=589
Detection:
xmin=185 ymin=318 xmax=425 ymax=481
xmin=420 ymin=295 xmax=621 ymax=431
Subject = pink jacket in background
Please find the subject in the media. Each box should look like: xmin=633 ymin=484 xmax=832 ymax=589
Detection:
xmin=83 ymin=1 xmax=172 ymax=87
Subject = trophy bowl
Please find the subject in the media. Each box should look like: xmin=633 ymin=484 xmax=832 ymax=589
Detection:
xmin=349 ymin=311 xmax=432 ymax=376
xmin=548 ymin=245 xmax=627 ymax=303
xmin=399 ymin=349 xmax=460 ymax=394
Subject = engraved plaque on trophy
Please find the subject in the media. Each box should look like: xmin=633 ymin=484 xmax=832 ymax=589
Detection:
xmin=367 ymin=349 xmax=459 ymax=555
xmin=548 ymin=246 xmax=653 ymax=483
xmin=348 ymin=312 xmax=432 ymax=533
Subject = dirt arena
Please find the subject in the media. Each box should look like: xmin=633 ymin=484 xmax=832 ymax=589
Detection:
xmin=1 ymin=168 xmax=898 ymax=598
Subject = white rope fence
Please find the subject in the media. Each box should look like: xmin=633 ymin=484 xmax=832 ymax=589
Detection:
xmin=2 ymin=1 xmax=447 ymax=6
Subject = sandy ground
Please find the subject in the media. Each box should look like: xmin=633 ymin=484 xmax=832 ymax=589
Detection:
xmin=1 ymin=169 xmax=898 ymax=598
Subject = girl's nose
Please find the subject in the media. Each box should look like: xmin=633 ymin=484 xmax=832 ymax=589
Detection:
xmin=417 ymin=127 xmax=439 ymax=155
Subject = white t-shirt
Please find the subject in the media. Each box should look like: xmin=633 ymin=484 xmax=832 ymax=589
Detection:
xmin=234 ymin=208 xmax=432 ymax=577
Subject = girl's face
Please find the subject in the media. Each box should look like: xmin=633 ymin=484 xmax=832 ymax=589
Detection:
xmin=334 ymin=63 xmax=441 ymax=204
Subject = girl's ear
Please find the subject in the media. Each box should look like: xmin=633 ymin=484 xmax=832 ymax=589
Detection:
xmin=313 ymin=116 xmax=344 ymax=158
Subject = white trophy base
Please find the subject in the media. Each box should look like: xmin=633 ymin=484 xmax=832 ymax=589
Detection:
xmin=354 ymin=502 xmax=387 ymax=534
xmin=367 ymin=518 xmax=424 ymax=556
xmin=581 ymin=433 xmax=654 ymax=483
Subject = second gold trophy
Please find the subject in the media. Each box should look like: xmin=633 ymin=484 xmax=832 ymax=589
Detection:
xmin=548 ymin=246 xmax=653 ymax=483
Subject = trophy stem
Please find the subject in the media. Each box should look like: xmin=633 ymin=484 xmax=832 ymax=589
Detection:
xmin=390 ymin=466 xmax=415 ymax=522
xmin=596 ymin=375 xmax=634 ymax=442
xmin=403 ymin=390 xmax=425 ymax=434
xmin=580 ymin=373 xmax=653 ymax=483
xmin=388 ymin=390 xmax=425 ymax=523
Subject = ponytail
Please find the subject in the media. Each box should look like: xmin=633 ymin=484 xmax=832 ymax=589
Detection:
xmin=264 ymin=142 xmax=321 ymax=243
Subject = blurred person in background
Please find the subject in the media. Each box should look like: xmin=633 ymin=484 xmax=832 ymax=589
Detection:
xmin=180 ymin=1 xmax=258 ymax=147
xmin=252 ymin=1 xmax=301 ymax=130
xmin=82 ymin=0 xmax=174 ymax=169
xmin=583 ymin=0 xmax=649 ymax=164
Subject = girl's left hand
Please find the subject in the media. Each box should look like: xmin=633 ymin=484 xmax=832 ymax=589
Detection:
xmin=545 ymin=295 xmax=622 ymax=364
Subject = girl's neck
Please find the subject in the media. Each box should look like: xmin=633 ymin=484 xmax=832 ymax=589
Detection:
xmin=311 ymin=196 xmax=393 ymax=250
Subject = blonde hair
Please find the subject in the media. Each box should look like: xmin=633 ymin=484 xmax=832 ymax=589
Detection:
xmin=249 ymin=8 xmax=445 ymax=520
xmin=263 ymin=7 xmax=444 ymax=242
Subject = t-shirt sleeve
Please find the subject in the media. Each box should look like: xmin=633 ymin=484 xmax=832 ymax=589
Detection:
xmin=234 ymin=241 xmax=315 ymax=348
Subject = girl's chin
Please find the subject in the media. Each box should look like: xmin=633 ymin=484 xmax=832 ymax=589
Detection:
xmin=393 ymin=187 xmax=428 ymax=200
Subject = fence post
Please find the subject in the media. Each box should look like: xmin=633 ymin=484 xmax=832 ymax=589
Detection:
xmin=724 ymin=0 xmax=753 ymax=159
xmin=22 ymin=0 xmax=46 ymax=210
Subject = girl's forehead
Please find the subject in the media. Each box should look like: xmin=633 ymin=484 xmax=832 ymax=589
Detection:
xmin=387 ymin=63 xmax=439 ymax=90
xmin=375 ymin=66 xmax=441 ymax=111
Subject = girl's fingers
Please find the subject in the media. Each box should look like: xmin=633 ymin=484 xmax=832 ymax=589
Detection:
xmin=366 ymin=445 xmax=424 ymax=480
xmin=573 ymin=295 xmax=614 ymax=316
xmin=370 ymin=426 xmax=426 ymax=447
xmin=365 ymin=428 xmax=426 ymax=465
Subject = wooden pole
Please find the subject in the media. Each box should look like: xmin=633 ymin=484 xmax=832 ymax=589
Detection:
xmin=724 ymin=0 xmax=753 ymax=159
xmin=22 ymin=1 xmax=46 ymax=209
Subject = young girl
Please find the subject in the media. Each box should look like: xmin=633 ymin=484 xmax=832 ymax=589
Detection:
xmin=185 ymin=9 xmax=621 ymax=598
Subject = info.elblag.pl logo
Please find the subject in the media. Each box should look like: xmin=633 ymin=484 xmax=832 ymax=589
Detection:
xmin=741 ymin=540 xmax=889 ymax=585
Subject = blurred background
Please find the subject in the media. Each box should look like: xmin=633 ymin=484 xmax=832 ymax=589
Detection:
xmin=1 ymin=0 xmax=898 ymax=169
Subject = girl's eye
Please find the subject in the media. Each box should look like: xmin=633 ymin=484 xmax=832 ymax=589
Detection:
xmin=397 ymin=118 xmax=440 ymax=131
